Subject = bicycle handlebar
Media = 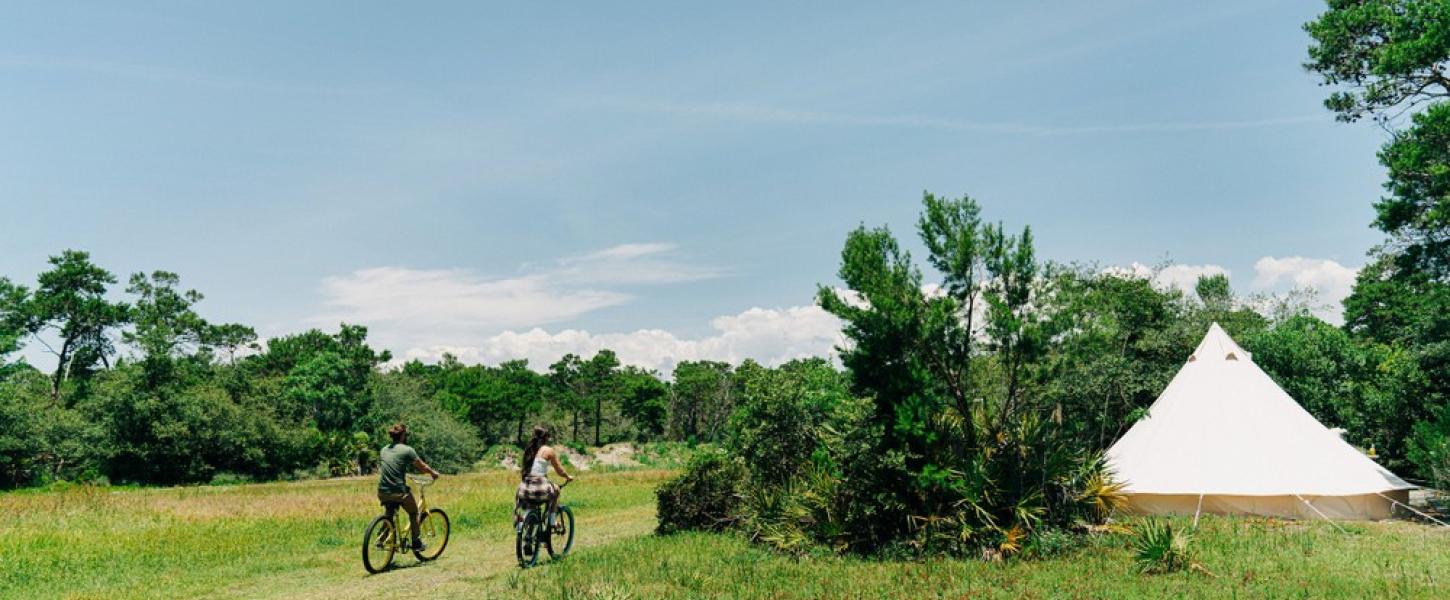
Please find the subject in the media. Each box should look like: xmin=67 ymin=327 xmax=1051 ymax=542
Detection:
xmin=409 ymin=475 xmax=438 ymax=487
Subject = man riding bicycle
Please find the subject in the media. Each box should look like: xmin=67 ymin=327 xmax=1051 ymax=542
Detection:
xmin=516 ymin=426 xmax=573 ymax=530
xmin=378 ymin=423 xmax=441 ymax=552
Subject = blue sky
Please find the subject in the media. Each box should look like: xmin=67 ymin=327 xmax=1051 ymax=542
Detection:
xmin=0 ymin=1 xmax=1392 ymax=371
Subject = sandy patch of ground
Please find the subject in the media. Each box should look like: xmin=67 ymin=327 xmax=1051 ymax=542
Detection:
xmin=591 ymin=443 xmax=642 ymax=468
xmin=498 ymin=443 xmax=640 ymax=471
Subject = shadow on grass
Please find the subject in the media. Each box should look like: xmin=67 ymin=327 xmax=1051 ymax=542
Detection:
xmin=363 ymin=558 xmax=439 ymax=578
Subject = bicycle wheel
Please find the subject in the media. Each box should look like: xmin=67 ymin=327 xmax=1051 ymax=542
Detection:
xmin=545 ymin=506 xmax=575 ymax=559
xmin=516 ymin=510 xmax=544 ymax=568
xmin=361 ymin=515 xmax=397 ymax=574
xmin=414 ymin=508 xmax=450 ymax=561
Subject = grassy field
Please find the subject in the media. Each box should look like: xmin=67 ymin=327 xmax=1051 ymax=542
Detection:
xmin=3 ymin=470 xmax=1447 ymax=599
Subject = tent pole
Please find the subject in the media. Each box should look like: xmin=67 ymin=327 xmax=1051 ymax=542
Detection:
xmin=1295 ymin=494 xmax=1347 ymax=534
xmin=1192 ymin=493 xmax=1205 ymax=529
xmin=1375 ymin=492 xmax=1450 ymax=528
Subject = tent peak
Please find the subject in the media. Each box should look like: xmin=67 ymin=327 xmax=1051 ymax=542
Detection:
xmin=1189 ymin=323 xmax=1251 ymax=364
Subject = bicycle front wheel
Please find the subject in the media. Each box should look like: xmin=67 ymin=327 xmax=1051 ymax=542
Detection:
xmin=545 ymin=506 xmax=575 ymax=559
xmin=414 ymin=508 xmax=450 ymax=561
xmin=516 ymin=510 xmax=543 ymax=568
xmin=362 ymin=515 xmax=397 ymax=574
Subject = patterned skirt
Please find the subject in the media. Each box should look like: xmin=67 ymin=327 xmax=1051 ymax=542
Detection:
xmin=517 ymin=475 xmax=558 ymax=506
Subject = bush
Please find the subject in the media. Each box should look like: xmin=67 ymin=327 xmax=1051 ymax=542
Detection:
xmin=1408 ymin=410 xmax=1450 ymax=490
xmin=479 ymin=444 xmax=521 ymax=471
xmin=727 ymin=358 xmax=860 ymax=486
xmin=655 ymin=450 xmax=746 ymax=535
xmin=1133 ymin=520 xmax=1194 ymax=574
xmin=634 ymin=441 xmax=705 ymax=469
xmin=0 ymin=370 xmax=103 ymax=487
xmin=0 ymin=375 xmax=42 ymax=487
xmin=1022 ymin=528 xmax=1082 ymax=560
xmin=85 ymin=368 xmax=264 ymax=485
xmin=367 ymin=373 xmax=485 ymax=473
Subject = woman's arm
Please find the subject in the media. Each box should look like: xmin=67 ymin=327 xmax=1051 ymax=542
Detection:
xmin=544 ymin=447 xmax=573 ymax=480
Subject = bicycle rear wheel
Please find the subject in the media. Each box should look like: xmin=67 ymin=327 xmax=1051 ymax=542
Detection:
xmin=414 ymin=508 xmax=450 ymax=561
xmin=516 ymin=510 xmax=543 ymax=568
xmin=545 ymin=506 xmax=575 ymax=559
xmin=361 ymin=515 xmax=397 ymax=574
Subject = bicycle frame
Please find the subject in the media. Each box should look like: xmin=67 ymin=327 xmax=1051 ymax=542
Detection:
xmin=382 ymin=476 xmax=436 ymax=551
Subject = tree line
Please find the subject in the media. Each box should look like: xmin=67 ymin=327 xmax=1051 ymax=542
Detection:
xmin=0 ymin=253 xmax=761 ymax=488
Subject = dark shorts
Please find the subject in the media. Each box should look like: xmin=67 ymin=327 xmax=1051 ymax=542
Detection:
xmin=378 ymin=490 xmax=417 ymax=512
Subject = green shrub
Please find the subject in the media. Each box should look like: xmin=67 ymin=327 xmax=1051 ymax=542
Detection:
xmin=1022 ymin=528 xmax=1082 ymax=560
xmin=655 ymin=450 xmax=746 ymax=534
xmin=479 ymin=444 xmax=521 ymax=471
xmin=1408 ymin=408 xmax=1450 ymax=490
xmin=1133 ymin=520 xmax=1193 ymax=574
xmin=634 ymin=441 xmax=704 ymax=469
xmin=209 ymin=472 xmax=252 ymax=486
xmin=367 ymin=372 xmax=485 ymax=473
xmin=727 ymin=358 xmax=859 ymax=486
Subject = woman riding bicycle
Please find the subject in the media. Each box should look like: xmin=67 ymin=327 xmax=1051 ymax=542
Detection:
xmin=516 ymin=426 xmax=573 ymax=528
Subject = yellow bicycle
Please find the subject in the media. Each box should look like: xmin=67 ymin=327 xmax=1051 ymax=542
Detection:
xmin=362 ymin=476 xmax=451 ymax=573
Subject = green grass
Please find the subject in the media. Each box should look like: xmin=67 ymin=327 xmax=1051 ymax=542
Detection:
xmin=3 ymin=471 xmax=1447 ymax=599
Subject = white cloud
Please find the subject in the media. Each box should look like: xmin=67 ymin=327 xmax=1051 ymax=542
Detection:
xmin=1104 ymin=257 xmax=1360 ymax=324
xmin=1153 ymin=264 xmax=1231 ymax=294
xmin=398 ymin=304 xmax=845 ymax=374
xmin=313 ymin=243 xmax=723 ymax=352
xmin=1250 ymin=256 xmax=1358 ymax=323
xmin=317 ymin=267 xmax=630 ymax=334
xmin=552 ymin=243 xmax=726 ymax=285
xmin=1103 ymin=262 xmax=1230 ymax=295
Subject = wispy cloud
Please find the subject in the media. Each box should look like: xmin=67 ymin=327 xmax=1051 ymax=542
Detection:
xmin=312 ymin=243 xmax=725 ymax=352
xmin=552 ymin=243 xmax=727 ymax=285
xmin=594 ymin=97 xmax=1325 ymax=136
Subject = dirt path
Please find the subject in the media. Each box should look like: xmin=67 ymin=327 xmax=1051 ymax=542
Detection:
xmin=212 ymin=503 xmax=657 ymax=600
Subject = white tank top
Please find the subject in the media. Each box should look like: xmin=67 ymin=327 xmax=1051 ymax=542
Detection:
xmin=529 ymin=456 xmax=549 ymax=476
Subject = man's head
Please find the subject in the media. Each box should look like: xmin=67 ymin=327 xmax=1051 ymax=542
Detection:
xmin=388 ymin=422 xmax=408 ymax=444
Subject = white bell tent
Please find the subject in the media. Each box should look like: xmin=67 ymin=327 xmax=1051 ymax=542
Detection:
xmin=1106 ymin=323 xmax=1414 ymax=521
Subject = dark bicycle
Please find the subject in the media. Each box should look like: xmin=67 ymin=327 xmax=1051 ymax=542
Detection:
xmin=515 ymin=479 xmax=575 ymax=568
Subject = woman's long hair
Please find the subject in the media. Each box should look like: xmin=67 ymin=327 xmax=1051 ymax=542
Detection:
xmin=520 ymin=426 xmax=549 ymax=481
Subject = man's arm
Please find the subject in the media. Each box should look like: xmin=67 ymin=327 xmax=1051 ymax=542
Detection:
xmin=413 ymin=457 xmax=441 ymax=479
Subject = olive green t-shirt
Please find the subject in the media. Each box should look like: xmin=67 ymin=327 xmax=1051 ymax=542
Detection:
xmin=378 ymin=443 xmax=420 ymax=494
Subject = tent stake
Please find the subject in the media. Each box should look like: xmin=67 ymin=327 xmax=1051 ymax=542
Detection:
xmin=1192 ymin=493 xmax=1205 ymax=529
xmin=1295 ymin=494 xmax=1347 ymax=534
xmin=1375 ymin=492 xmax=1449 ymax=528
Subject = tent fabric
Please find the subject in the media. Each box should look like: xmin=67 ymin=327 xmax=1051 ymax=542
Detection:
xmin=1119 ymin=491 xmax=1409 ymax=521
xmin=1106 ymin=323 xmax=1413 ymax=520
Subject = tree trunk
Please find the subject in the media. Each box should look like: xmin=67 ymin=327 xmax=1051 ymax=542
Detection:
xmin=572 ymin=410 xmax=579 ymax=443
xmin=50 ymin=338 xmax=72 ymax=406
xmin=594 ymin=396 xmax=602 ymax=447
